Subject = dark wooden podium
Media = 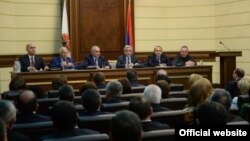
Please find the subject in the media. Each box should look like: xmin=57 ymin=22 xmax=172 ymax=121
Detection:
xmin=216 ymin=51 xmax=242 ymax=88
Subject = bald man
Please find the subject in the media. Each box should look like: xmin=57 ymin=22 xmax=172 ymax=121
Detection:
xmin=82 ymin=45 xmax=111 ymax=69
xmin=50 ymin=47 xmax=76 ymax=70
xmin=19 ymin=43 xmax=49 ymax=72
xmin=15 ymin=90 xmax=51 ymax=123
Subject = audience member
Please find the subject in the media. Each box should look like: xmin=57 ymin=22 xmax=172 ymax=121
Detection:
xmin=82 ymin=45 xmax=111 ymax=69
xmin=40 ymin=101 xmax=99 ymax=140
xmin=118 ymin=78 xmax=132 ymax=94
xmin=129 ymin=96 xmax=170 ymax=131
xmin=49 ymin=47 xmax=75 ymax=69
xmin=230 ymin=78 xmax=250 ymax=109
xmin=172 ymin=45 xmax=196 ymax=66
xmin=155 ymin=69 xmax=171 ymax=84
xmin=110 ymin=110 xmax=142 ymax=141
xmin=15 ymin=90 xmax=51 ymax=123
xmin=0 ymin=119 xmax=7 ymax=141
xmin=104 ymin=81 xmax=124 ymax=103
xmin=80 ymin=89 xmax=108 ymax=116
xmin=19 ymin=43 xmax=48 ymax=72
xmin=146 ymin=46 xmax=172 ymax=67
xmin=210 ymin=88 xmax=245 ymax=122
xmin=126 ymin=69 xmax=144 ymax=87
xmin=0 ymin=100 xmax=30 ymax=141
xmin=58 ymin=84 xmax=75 ymax=102
xmin=51 ymin=75 xmax=68 ymax=90
xmin=143 ymin=84 xmax=170 ymax=112
xmin=225 ymin=68 xmax=245 ymax=98
xmin=93 ymin=72 xmax=106 ymax=89
xmin=197 ymin=102 xmax=228 ymax=125
xmin=80 ymin=82 xmax=98 ymax=94
xmin=188 ymin=73 xmax=203 ymax=87
xmin=116 ymin=45 xmax=138 ymax=68
xmin=27 ymin=85 xmax=46 ymax=99
xmin=156 ymin=80 xmax=171 ymax=99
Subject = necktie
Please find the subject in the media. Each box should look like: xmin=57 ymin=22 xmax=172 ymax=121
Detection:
xmin=157 ymin=57 xmax=161 ymax=64
xmin=95 ymin=58 xmax=98 ymax=66
xmin=31 ymin=56 xmax=35 ymax=66
xmin=128 ymin=57 xmax=131 ymax=64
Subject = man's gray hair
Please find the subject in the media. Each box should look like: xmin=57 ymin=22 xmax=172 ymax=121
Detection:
xmin=106 ymin=81 xmax=123 ymax=98
xmin=59 ymin=46 xmax=68 ymax=53
xmin=0 ymin=100 xmax=16 ymax=124
xmin=143 ymin=84 xmax=162 ymax=104
xmin=91 ymin=45 xmax=100 ymax=52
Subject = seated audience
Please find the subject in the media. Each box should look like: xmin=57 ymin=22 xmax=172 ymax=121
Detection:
xmin=110 ymin=110 xmax=142 ymax=141
xmin=225 ymin=68 xmax=245 ymax=98
xmin=129 ymin=96 xmax=170 ymax=131
xmin=39 ymin=101 xmax=99 ymax=140
xmin=172 ymin=45 xmax=196 ymax=66
xmin=27 ymin=85 xmax=46 ymax=99
xmin=0 ymin=100 xmax=31 ymax=141
xmin=80 ymin=81 xmax=98 ymax=94
xmin=116 ymin=45 xmax=138 ymax=68
xmin=210 ymin=88 xmax=245 ymax=122
xmin=155 ymin=69 xmax=171 ymax=84
xmin=156 ymin=80 xmax=171 ymax=99
xmin=146 ymin=45 xmax=172 ymax=67
xmin=49 ymin=47 xmax=75 ymax=69
xmin=118 ymin=78 xmax=132 ymax=94
xmin=0 ymin=119 xmax=7 ymax=141
xmin=93 ymin=72 xmax=106 ymax=89
xmin=80 ymin=89 xmax=108 ymax=116
xmin=143 ymin=84 xmax=170 ymax=112
xmin=197 ymin=102 xmax=228 ymax=125
xmin=51 ymin=75 xmax=68 ymax=90
xmin=19 ymin=43 xmax=49 ymax=72
xmin=104 ymin=81 xmax=124 ymax=104
xmin=188 ymin=73 xmax=203 ymax=88
xmin=82 ymin=45 xmax=111 ymax=69
xmin=126 ymin=69 xmax=144 ymax=87
xmin=15 ymin=90 xmax=51 ymax=123
xmin=58 ymin=84 xmax=75 ymax=103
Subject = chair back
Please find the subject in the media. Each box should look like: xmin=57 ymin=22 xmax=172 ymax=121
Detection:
xmin=44 ymin=133 xmax=109 ymax=141
xmin=142 ymin=129 xmax=175 ymax=141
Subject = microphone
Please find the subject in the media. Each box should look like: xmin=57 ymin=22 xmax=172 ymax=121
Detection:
xmin=219 ymin=41 xmax=231 ymax=52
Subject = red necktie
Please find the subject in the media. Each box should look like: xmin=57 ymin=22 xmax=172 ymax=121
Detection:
xmin=31 ymin=56 xmax=35 ymax=66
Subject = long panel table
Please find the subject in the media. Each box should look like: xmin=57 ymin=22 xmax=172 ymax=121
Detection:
xmin=11 ymin=65 xmax=212 ymax=91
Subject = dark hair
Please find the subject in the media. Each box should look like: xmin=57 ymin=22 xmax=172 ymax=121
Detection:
xmin=111 ymin=110 xmax=142 ymax=141
xmin=51 ymin=75 xmax=68 ymax=90
xmin=51 ymin=101 xmax=78 ymax=130
xmin=16 ymin=90 xmax=37 ymax=113
xmin=235 ymin=68 xmax=245 ymax=78
xmin=118 ymin=78 xmax=132 ymax=94
xmin=129 ymin=96 xmax=151 ymax=120
xmin=155 ymin=74 xmax=171 ymax=84
xmin=9 ymin=76 xmax=26 ymax=91
xmin=81 ymin=89 xmax=101 ymax=112
xmin=27 ymin=85 xmax=46 ymax=99
xmin=156 ymin=80 xmax=170 ymax=99
xmin=93 ymin=72 xmax=105 ymax=85
xmin=197 ymin=102 xmax=228 ymax=125
xmin=80 ymin=81 xmax=97 ymax=94
xmin=127 ymin=69 xmax=138 ymax=82
xmin=59 ymin=84 xmax=75 ymax=102
xmin=210 ymin=88 xmax=232 ymax=111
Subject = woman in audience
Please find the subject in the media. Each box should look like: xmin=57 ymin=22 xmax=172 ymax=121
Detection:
xmin=188 ymin=73 xmax=203 ymax=88
xmin=118 ymin=77 xmax=132 ymax=94
xmin=93 ymin=72 xmax=106 ymax=89
xmin=80 ymin=81 xmax=98 ymax=94
xmin=51 ymin=74 xmax=68 ymax=90
xmin=156 ymin=80 xmax=170 ymax=99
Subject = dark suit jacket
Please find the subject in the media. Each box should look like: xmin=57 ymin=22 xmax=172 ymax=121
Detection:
xmin=79 ymin=111 xmax=110 ymax=117
xmin=146 ymin=53 xmax=172 ymax=67
xmin=49 ymin=56 xmax=75 ymax=69
xmin=151 ymin=104 xmax=171 ymax=112
xmin=116 ymin=54 xmax=138 ymax=68
xmin=15 ymin=113 xmax=51 ymax=124
xmin=8 ymin=129 xmax=31 ymax=141
xmin=130 ymin=81 xmax=145 ymax=87
xmin=142 ymin=121 xmax=170 ymax=132
xmin=39 ymin=128 xmax=99 ymax=141
xmin=172 ymin=54 xmax=196 ymax=66
xmin=19 ymin=55 xmax=46 ymax=72
xmin=225 ymin=79 xmax=241 ymax=98
xmin=82 ymin=54 xmax=111 ymax=69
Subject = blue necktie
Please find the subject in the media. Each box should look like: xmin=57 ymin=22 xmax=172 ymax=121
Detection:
xmin=95 ymin=58 xmax=98 ymax=66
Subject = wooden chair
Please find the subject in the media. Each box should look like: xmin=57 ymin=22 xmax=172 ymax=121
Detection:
xmin=37 ymin=98 xmax=59 ymax=115
xmin=120 ymin=93 xmax=142 ymax=101
xmin=101 ymin=102 xmax=130 ymax=113
xmin=160 ymin=97 xmax=188 ymax=110
xmin=237 ymin=95 xmax=249 ymax=109
xmin=43 ymin=133 xmax=109 ymax=141
xmin=131 ymin=86 xmax=146 ymax=93
xmin=170 ymin=83 xmax=184 ymax=91
xmin=142 ymin=129 xmax=175 ymax=141
xmin=47 ymin=89 xmax=80 ymax=98
xmin=78 ymin=114 xmax=115 ymax=133
xmin=169 ymin=91 xmax=187 ymax=98
xmin=13 ymin=121 xmax=55 ymax=141
xmin=151 ymin=110 xmax=185 ymax=128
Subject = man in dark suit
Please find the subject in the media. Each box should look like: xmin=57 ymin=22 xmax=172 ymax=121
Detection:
xmin=19 ymin=43 xmax=49 ymax=72
xmin=146 ymin=45 xmax=172 ymax=67
xmin=82 ymin=45 xmax=111 ymax=69
xmin=129 ymin=96 xmax=170 ymax=131
xmin=49 ymin=47 xmax=76 ymax=69
xmin=172 ymin=45 xmax=196 ymax=66
xmin=116 ymin=45 xmax=138 ymax=68
xmin=39 ymin=101 xmax=99 ymax=140
xmin=225 ymin=68 xmax=245 ymax=98
xmin=15 ymin=90 xmax=51 ymax=124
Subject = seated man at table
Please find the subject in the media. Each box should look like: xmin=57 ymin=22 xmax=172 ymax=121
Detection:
xmin=49 ymin=47 xmax=75 ymax=70
xmin=19 ymin=43 xmax=49 ymax=72
xmin=82 ymin=45 xmax=111 ymax=69
xmin=116 ymin=45 xmax=139 ymax=68
xmin=172 ymin=45 xmax=196 ymax=66
xmin=146 ymin=45 xmax=172 ymax=67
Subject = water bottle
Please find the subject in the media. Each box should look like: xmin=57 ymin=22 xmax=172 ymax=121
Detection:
xmin=13 ymin=58 xmax=21 ymax=72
